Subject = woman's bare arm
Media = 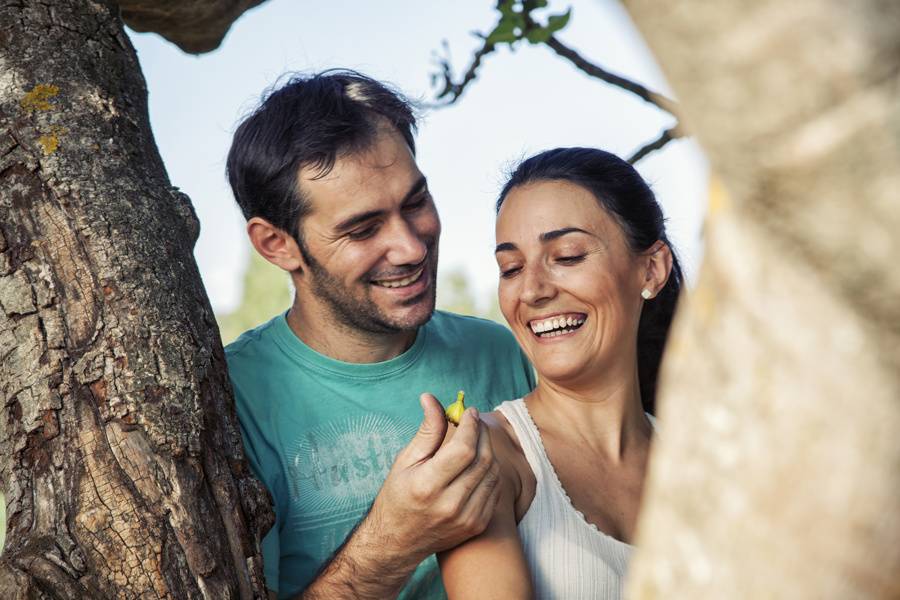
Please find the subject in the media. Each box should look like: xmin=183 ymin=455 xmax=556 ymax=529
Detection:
xmin=437 ymin=421 xmax=534 ymax=600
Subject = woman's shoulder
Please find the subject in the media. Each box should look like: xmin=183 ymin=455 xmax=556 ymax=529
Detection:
xmin=483 ymin=404 xmax=537 ymax=519
xmin=481 ymin=405 xmax=521 ymax=451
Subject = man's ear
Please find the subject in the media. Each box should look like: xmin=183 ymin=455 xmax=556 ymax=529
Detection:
xmin=247 ymin=217 xmax=305 ymax=273
xmin=641 ymin=240 xmax=673 ymax=299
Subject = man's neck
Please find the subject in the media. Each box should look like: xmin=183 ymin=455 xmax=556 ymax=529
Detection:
xmin=285 ymin=302 xmax=419 ymax=364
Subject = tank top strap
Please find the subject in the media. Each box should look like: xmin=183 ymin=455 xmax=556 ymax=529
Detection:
xmin=496 ymin=398 xmax=553 ymax=486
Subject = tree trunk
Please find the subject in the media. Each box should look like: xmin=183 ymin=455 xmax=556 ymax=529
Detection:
xmin=0 ymin=1 xmax=272 ymax=597
xmin=622 ymin=1 xmax=900 ymax=598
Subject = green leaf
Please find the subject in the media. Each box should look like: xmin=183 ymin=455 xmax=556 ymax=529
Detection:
xmin=492 ymin=18 xmax=517 ymax=36
xmin=525 ymin=27 xmax=552 ymax=44
xmin=498 ymin=0 xmax=517 ymax=18
xmin=488 ymin=29 xmax=521 ymax=44
xmin=487 ymin=10 xmax=527 ymax=44
xmin=546 ymin=8 xmax=572 ymax=33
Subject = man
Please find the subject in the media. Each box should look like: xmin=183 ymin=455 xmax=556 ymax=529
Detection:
xmin=224 ymin=70 xmax=535 ymax=599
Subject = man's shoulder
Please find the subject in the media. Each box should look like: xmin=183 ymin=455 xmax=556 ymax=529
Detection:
xmin=427 ymin=310 xmax=518 ymax=349
xmin=224 ymin=314 xmax=284 ymax=365
xmin=224 ymin=315 xmax=297 ymax=427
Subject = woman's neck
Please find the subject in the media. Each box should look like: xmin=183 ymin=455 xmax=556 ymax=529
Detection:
xmin=526 ymin=363 xmax=652 ymax=462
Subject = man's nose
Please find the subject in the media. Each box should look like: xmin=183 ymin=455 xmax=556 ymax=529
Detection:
xmin=384 ymin=217 xmax=428 ymax=266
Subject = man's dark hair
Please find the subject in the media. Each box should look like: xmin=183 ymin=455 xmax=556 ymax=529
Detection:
xmin=226 ymin=69 xmax=418 ymax=242
xmin=497 ymin=147 xmax=683 ymax=415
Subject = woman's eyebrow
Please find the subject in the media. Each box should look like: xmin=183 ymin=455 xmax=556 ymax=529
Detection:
xmin=539 ymin=227 xmax=592 ymax=242
xmin=496 ymin=227 xmax=594 ymax=253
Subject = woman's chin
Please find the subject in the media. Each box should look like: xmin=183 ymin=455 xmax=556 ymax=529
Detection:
xmin=534 ymin=361 xmax=591 ymax=385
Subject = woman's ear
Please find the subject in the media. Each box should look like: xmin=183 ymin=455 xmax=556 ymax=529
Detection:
xmin=247 ymin=217 xmax=306 ymax=273
xmin=641 ymin=241 xmax=673 ymax=300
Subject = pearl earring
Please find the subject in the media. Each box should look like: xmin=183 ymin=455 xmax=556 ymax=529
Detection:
xmin=641 ymin=289 xmax=652 ymax=300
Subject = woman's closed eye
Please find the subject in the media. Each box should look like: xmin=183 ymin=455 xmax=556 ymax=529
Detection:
xmin=499 ymin=265 xmax=522 ymax=279
xmin=556 ymin=254 xmax=586 ymax=265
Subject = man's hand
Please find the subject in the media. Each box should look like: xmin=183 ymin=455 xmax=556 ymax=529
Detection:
xmin=299 ymin=394 xmax=500 ymax=599
xmin=366 ymin=393 xmax=502 ymax=562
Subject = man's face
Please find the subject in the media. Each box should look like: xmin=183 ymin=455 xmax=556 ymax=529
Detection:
xmin=295 ymin=125 xmax=441 ymax=335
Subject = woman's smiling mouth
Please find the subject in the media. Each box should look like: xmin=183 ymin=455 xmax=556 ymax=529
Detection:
xmin=528 ymin=313 xmax=587 ymax=338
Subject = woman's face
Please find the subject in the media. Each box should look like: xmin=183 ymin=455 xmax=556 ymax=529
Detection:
xmin=495 ymin=180 xmax=649 ymax=387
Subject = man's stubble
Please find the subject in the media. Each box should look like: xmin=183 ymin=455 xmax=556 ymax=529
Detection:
xmin=302 ymin=238 xmax=439 ymax=335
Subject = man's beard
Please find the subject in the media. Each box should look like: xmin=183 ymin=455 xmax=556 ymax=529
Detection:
xmin=304 ymin=241 xmax=438 ymax=335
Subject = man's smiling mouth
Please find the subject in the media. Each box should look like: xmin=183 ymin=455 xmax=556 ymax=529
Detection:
xmin=528 ymin=313 xmax=587 ymax=338
xmin=371 ymin=265 xmax=425 ymax=288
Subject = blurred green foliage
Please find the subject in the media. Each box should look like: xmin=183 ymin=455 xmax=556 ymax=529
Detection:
xmin=436 ymin=266 xmax=506 ymax=325
xmin=216 ymin=250 xmax=293 ymax=345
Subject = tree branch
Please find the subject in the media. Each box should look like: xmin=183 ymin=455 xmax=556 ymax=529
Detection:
xmin=427 ymin=7 xmax=688 ymax=165
xmin=428 ymin=38 xmax=497 ymax=108
xmin=628 ymin=124 xmax=685 ymax=164
xmin=545 ymin=35 xmax=679 ymax=117
xmin=429 ymin=32 xmax=680 ymax=121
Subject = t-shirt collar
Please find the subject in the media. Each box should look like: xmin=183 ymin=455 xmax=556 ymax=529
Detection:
xmin=270 ymin=311 xmax=430 ymax=379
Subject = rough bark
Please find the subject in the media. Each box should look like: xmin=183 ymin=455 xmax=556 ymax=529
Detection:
xmin=118 ymin=0 xmax=269 ymax=54
xmin=0 ymin=1 xmax=272 ymax=598
xmin=622 ymin=1 xmax=900 ymax=598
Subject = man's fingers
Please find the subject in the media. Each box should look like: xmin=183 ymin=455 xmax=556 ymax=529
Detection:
xmin=425 ymin=408 xmax=483 ymax=483
xmin=442 ymin=416 xmax=495 ymax=497
xmin=439 ymin=453 xmax=502 ymax=541
xmin=459 ymin=461 xmax=503 ymax=533
xmin=401 ymin=393 xmax=449 ymax=465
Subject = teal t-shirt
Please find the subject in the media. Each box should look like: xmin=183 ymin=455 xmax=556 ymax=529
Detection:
xmin=226 ymin=310 xmax=536 ymax=599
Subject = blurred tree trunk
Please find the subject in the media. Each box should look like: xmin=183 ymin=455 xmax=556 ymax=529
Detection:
xmin=0 ymin=0 xmax=272 ymax=597
xmin=623 ymin=1 xmax=900 ymax=598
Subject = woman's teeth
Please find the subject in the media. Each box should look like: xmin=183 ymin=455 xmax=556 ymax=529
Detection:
xmin=529 ymin=315 xmax=586 ymax=337
xmin=373 ymin=268 xmax=423 ymax=288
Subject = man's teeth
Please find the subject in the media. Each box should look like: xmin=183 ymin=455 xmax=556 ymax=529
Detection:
xmin=373 ymin=268 xmax=423 ymax=288
xmin=529 ymin=315 xmax=585 ymax=336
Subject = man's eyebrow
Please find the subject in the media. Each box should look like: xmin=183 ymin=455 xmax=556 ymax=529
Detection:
xmin=334 ymin=176 xmax=428 ymax=232
xmin=495 ymin=227 xmax=593 ymax=253
xmin=402 ymin=176 xmax=429 ymax=203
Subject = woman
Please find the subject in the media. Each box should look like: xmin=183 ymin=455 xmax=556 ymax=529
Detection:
xmin=438 ymin=147 xmax=682 ymax=599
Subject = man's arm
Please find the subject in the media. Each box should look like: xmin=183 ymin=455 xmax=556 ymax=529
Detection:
xmin=294 ymin=394 xmax=501 ymax=599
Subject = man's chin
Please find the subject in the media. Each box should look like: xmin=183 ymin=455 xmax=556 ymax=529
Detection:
xmin=385 ymin=291 xmax=436 ymax=330
xmin=390 ymin=302 xmax=435 ymax=330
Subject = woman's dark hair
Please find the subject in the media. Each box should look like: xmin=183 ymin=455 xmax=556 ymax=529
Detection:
xmin=497 ymin=147 xmax=683 ymax=414
xmin=226 ymin=69 xmax=417 ymax=244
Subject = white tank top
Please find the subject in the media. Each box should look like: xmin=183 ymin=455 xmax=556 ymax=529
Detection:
xmin=496 ymin=398 xmax=655 ymax=600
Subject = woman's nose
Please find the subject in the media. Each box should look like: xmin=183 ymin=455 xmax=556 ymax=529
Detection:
xmin=520 ymin=264 xmax=556 ymax=305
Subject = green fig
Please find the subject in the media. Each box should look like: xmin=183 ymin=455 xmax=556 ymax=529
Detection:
xmin=445 ymin=390 xmax=466 ymax=425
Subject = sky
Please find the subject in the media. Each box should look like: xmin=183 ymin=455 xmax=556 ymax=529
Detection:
xmin=126 ymin=0 xmax=708 ymax=315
